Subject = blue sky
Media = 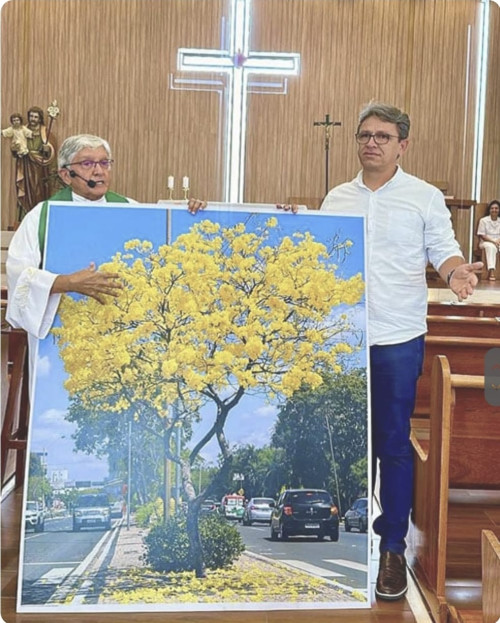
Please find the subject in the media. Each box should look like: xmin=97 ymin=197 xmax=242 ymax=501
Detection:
xmin=31 ymin=203 xmax=367 ymax=481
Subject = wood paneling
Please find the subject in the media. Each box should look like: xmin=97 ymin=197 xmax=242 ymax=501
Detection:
xmin=1 ymin=0 xmax=497 ymax=230
xmin=481 ymin=2 xmax=500 ymax=202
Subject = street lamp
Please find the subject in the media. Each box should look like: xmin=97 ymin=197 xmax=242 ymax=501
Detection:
xmin=325 ymin=414 xmax=342 ymax=517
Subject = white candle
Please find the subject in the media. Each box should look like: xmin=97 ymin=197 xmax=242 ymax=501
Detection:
xmin=167 ymin=175 xmax=174 ymax=189
xmin=182 ymin=176 xmax=189 ymax=189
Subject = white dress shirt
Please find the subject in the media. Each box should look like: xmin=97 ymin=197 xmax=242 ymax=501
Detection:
xmin=321 ymin=167 xmax=462 ymax=346
xmin=6 ymin=191 xmax=135 ymax=384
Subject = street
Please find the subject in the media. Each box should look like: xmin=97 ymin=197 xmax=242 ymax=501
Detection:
xmin=21 ymin=515 xmax=118 ymax=604
xmin=20 ymin=514 xmax=369 ymax=606
xmin=237 ymin=521 xmax=369 ymax=591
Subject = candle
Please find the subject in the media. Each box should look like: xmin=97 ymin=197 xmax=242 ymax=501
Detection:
xmin=167 ymin=175 xmax=174 ymax=190
xmin=182 ymin=176 xmax=189 ymax=189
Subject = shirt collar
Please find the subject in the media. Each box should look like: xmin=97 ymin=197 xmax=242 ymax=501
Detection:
xmin=71 ymin=190 xmax=107 ymax=203
xmin=356 ymin=165 xmax=403 ymax=191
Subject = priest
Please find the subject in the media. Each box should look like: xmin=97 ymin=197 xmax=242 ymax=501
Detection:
xmin=6 ymin=133 xmax=205 ymax=383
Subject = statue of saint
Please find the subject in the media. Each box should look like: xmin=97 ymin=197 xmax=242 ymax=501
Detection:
xmin=14 ymin=106 xmax=59 ymax=220
xmin=2 ymin=113 xmax=32 ymax=156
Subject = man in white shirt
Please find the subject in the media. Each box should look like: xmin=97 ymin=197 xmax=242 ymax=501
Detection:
xmin=6 ymin=133 xmax=205 ymax=384
xmin=321 ymin=102 xmax=482 ymax=601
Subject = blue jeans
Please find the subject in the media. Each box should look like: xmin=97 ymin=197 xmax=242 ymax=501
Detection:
xmin=370 ymin=334 xmax=425 ymax=555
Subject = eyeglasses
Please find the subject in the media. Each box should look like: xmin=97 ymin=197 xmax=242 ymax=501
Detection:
xmin=355 ymin=132 xmax=400 ymax=145
xmin=70 ymin=159 xmax=114 ymax=170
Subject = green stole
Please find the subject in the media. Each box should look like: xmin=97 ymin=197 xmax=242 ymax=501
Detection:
xmin=38 ymin=186 xmax=129 ymax=259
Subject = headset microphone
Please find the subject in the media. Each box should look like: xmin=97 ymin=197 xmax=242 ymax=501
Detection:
xmin=68 ymin=168 xmax=97 ymax=188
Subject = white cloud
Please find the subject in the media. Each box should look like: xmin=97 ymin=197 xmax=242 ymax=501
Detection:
xmin=253 ymin=404 xmax=278 ymax=418
xmin=36 ymin=355 xmax=51 ymax=377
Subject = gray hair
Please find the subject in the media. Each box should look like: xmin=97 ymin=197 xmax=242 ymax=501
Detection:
xmin=58 ymin=134 xmax=112 ymax=169
xmin=357 ymin=102 xmax=410 ymax=140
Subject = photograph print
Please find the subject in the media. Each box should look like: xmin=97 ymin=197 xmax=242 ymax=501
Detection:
xmin=19 ymin=202 xmax=371 ymax=613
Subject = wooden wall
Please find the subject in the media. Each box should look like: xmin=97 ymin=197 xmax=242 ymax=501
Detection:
xmin=1 ymin=0 xmax=499 ymax=230
xmin=482 ymin=1 xmax=500 ymax=205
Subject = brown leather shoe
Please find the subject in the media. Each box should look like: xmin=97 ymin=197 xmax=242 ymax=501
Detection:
xmin=375 ymin=551 xmax=408 ymax=600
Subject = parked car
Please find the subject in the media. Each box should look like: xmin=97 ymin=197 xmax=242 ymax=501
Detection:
xmin=25 ymin=500 xmax=45 ymax=532
xmin=200 ymin=499 xmax=218 ymax=515
xmin=344 ymin=497 xmax=368 ymax=533
xmin=270 ymin=488 xmax=339 ymax=541
xmin=72 ymin=493 xmax=111 ymax=531
xmin=110 ymin=500 xmax=124 ymax=519
xmin=242 ymin=497 xmax=275 ymax=525
xmin=219 ymin=494 xmax=245 ymax=520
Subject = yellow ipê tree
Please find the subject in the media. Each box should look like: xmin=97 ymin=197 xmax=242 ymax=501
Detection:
xmin=53 ymin=216 xmax=365 ymax=577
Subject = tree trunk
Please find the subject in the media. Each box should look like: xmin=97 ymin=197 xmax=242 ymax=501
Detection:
xmin=186 ymin=500 xmax=206 ymax=578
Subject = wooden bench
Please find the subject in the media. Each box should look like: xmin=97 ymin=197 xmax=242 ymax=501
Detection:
xmin=447 ymin=530 xmax=500 ymax=623
xmin=1 ymin=230 xmax=15 ymax=279
xmin=413 ymin=335 xmax=500 ymax=418
xmin=1 ymin=293 xmax=30 ymax=489
xmin=427 ymin=301 xmax=500 ymax=318
xmin=409 ymin=355 xmax=500 ymax=623
xmin=481 ymin=530 xmax=500 ymax=623
xmin=427 ymin=314 xmax=500 ymax=339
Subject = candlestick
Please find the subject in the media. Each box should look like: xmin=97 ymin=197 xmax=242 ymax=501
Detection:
xmin=183 ymin=186 xmax=189 ymax=200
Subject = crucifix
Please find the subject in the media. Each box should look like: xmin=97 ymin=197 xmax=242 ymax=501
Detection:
xmin=313 ymin=113 xmax=341 ymax=197
xmin=176 ymin=0 xmax=300 ymax=202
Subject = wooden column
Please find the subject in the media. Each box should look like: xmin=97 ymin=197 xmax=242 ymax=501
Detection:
xmin=445 ymin=198 xmax=475 ymax=262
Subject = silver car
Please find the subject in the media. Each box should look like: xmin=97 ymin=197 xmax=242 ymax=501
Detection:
xmin=242 ymin=497 xmax=275 ymax=525
xmin=72 ymin=493 xmax=111 ymax=531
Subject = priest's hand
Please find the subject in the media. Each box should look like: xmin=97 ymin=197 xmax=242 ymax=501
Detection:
xmin=187 ymin=198 xmax=207 ymax=214
xmin=276 ymin=203 xmax=299 ymax=213
xmin=51 ymin=262 xmax=123 ymax=304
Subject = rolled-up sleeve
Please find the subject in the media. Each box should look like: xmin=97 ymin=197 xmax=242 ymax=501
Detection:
xmin=424 ymin=190 xmax=463 ymax=271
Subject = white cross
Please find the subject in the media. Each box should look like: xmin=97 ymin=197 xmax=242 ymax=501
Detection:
xmin=177 ymin=0 xmax=300 ymax=202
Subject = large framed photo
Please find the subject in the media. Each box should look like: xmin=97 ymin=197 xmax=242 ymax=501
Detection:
xmin=18 ymin=202 xmax=371 ymax=614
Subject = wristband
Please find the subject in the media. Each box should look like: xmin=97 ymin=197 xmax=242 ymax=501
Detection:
xmin=446 ymin=268 xmax=456 ymax=287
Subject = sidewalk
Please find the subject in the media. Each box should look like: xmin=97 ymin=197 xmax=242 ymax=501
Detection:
xmin=108 ymin=518 xmax=147 ymax=569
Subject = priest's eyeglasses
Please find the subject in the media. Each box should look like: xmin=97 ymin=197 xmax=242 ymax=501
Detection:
xmin=70 ymin=159 xmax=114 ymax=170
xmin=355 ymin=132 xmax=400 ymax=145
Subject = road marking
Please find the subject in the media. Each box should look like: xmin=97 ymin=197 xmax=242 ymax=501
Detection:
xmin=32 ymin=567 xmax=74 ymax=585
xmin=323 ymin=558 xmax=368 ymax=572
xmin=280 ymin=559 xmax=344 ymax=578
xmin=23 ymin=561 xmax=84 ymax=566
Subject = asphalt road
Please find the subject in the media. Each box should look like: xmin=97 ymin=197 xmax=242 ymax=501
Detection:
xmin=237 ymin=521 xmax=369 ymax=590
xmin=21 ymin=515 xmax=116 ymax=604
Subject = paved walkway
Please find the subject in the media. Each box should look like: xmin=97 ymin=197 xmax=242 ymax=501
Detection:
xmin=108 ymin=518 xmax=147 ymax=569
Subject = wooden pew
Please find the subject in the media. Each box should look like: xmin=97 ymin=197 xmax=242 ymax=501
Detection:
xmin=448 ymin=530 xmax=500 ymax=623
xmin=409 ymin=355 xmax=500 ymax=623
xmin=413 ymin=335 xmax=500 ymax=418
xmin=1 ymin=294 xmax=30 ymax=489
xmin=428 ymin=301 xmax=500 ymax=318
xmin=427 ymin=314 xmax=500 ymax=339
xmin=481 ymin=530 xmax=500 ymax=623
xmin=1 ymin=230 xmax=15 ymax=279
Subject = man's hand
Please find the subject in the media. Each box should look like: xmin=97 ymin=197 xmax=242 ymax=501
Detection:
xmin=187 ymin=198 xmax=207 ymax=214
xmin=52 ymin=262 xmax=123 ymax=304
xmin=449 ymin=262 xmax=483 ymax=301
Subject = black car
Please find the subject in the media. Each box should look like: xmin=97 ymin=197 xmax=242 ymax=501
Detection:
xmin=344 ymin=497 xmax=368 ymax=533
xmin=270 ymin=488 xmax=339 ymax=541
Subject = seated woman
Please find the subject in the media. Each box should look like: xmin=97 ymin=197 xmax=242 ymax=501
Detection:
xmin=477 ymin=199 xmax=500 ymax=281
